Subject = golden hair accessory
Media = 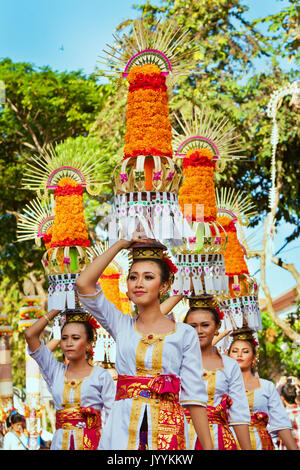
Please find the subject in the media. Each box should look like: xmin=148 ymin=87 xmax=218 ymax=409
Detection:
xmin=230 ymin=327 xmax=256 ymax=344
xmin=189 ymin=295 xmax=219 ymax=310
xmin=130 ymin=241 xmax=167 ymax=261
xmin=64 ymin=310 xmax=99 ymax=346
xmin=65 ymin=311 xmax=99 ymax=329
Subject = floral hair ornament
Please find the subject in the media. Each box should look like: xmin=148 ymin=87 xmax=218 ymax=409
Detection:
xmin=64 ymin=311 xmax=100 ymax=342
xmin=229 ymin=327 xmax=260 ymax=349
xmin=64 ymin=311 xmax=99 ymax=326
xmin=162 ymin=255 xmax=178 ymax=274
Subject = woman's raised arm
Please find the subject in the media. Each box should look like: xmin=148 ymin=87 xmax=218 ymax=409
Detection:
xmin=160 ymin=294 xmax=183 ymax=316
xmin=76 ymin=235 xmax=152 ymax=295
xmin=24 ymin=310 xmax=61 ymax=353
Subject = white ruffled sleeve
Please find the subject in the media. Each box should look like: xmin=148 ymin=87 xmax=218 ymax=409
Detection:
xmin=179 ymin=325 xmax=208 ymax=407
xmin=226 ymin=357 xmax=251 ymax=425
xmin=266 ymin=381 xmax=292 ymax=432
xmin=28 ymin=341 xmax=64 ymax=391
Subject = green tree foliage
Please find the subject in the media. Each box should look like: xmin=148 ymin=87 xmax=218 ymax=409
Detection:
xmin=258 ymin=309 xmax=300 ymax=380
xmin=0 ymin=58 xmax=112 ymax=287
xmin=0 ymin=60 xmax=113 ymax=391
xmin=93 ymin=0 xmax=299 ymax=240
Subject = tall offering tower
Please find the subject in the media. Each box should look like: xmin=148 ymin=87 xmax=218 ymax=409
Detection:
xmin=170 ymin=107 xmax=245 ymax=300
xmin=99 ymin=19 xmax=198 ymax=244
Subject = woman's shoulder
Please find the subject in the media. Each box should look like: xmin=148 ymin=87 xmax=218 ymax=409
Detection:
xmin=92 ymin=365 xmax=115 ymax=381
xmin=175 ymin=321 xmax=197 ymax=337
xmin=175 ymin=322 xmax=200 ymax=344
xmin=221 ymin=354 xmax=239 ymax=369
xmin=259 ymin=377 xmax=276 ymax=391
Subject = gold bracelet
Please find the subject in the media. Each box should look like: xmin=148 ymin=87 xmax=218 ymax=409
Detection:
xmin=44 ymin=313 xmax=51 ymax=324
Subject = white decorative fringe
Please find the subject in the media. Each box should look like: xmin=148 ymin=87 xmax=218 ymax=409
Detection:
xmin=219 ymin=295 xmax=262 ymax=331
xmin=47 ymin=273 xmax=79 ymax=312
xmin=108 ymin=192 xmax=192 ymax=245
xmin=172 ymin=254 xmax=228 ymax=297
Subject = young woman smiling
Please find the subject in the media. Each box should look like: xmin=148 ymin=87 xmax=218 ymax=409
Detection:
xmin=228 ymin=329 xmax=297 ymax=450
xmin=184 ymin=301 xmax=252 ymax=450
xmin=76 ymin=236 xmax=213 ymax=450
xmin=24 ymin=310 xmax=115 ymax=450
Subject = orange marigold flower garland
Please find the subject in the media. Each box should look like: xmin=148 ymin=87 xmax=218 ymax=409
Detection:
xmin=217 ymin=215 xmax=249 ymax=276
xmin=124 ymin=64 xmax=173 ymax=158
xmin=179 ymin=148 xmax=218 ymax=222
xmin=50 ymin=177 xmax=90 ymax=248
xmin=99 ymin=267 xmax=123 ymax=311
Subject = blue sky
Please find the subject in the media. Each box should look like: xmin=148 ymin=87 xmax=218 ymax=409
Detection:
xmin=0 ymin=0 xmax=298 ymax=299
xmin=0 ymin=0 xmax=293 ymax=75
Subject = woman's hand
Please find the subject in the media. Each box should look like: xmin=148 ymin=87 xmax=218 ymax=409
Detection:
xmin=76 ymin=232 xmax=152 ymax=295
xmin=48 ymin=309 xmax=61 ymax=318
xmin=120 ymin=230 xmax=153 ymax=250
xmin=24 ymin=309 xmax=61 ymax=353
xmin=212 ymin=329 xmax=231 ymax=347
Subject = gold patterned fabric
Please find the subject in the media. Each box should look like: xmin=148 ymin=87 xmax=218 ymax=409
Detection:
xmin=56 ymin=407 xmax=102 ymax=450
xmin=246 ymin=390 xmax=274 ymax=450
xmin=116 ymin=374 xmax=185 ymax=450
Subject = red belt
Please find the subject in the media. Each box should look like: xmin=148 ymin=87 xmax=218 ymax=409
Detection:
xmin=56 ymin=407 xmax=102 ymax=450
xmin=250 ymin=411 xmax=274 ymax=450
xmin=115 ymin=374 xmax=185 ymax=450
xmin=185 ymin=394 xmax=237 ymax=450
xmin=115 ymin=374 xmax=181 ymax=401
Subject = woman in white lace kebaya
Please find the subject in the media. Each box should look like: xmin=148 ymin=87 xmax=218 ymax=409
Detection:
xmin=76 ymin=237 xmax=213 ymax=450
xmin=228 ymin=329 xmax=297 ymax=450
xmin=183 ymin=304 xmax=252 ymax=450
xmin=25 ymin=310 xmax=115 ymax=450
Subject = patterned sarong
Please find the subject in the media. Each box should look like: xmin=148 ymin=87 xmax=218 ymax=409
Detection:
xmin=56 ymin=406 xmax=102 ymax=450
xmin=116 ymin=374 xmax=185 ymax=450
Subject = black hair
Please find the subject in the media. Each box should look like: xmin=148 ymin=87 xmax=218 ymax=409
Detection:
xmin=183 ymin=307 xmax=221 ymax=325
xmin=281 ymin=379 xmax=297 ymax=405
xmin=7 ymin=413 xmax=24 ymax=427
xmin=129 ymin=258 xmax=171 ymax=284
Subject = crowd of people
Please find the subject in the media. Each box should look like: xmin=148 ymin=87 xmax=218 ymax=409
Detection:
xmin=1 ymin=236 xmax=298 ymax=451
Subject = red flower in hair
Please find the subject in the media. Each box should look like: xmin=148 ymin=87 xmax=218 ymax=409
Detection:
xmin=88 ymin=316 xmax=99 ymax=330
xmin=162 ymin=256 xmax=178 ymax=274
xmin=252 ymin=337 xmax=259 ymax=347
xmin=216 ymin=307 xmax=224 ymax=321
